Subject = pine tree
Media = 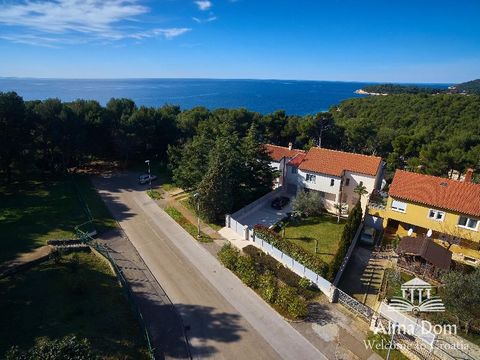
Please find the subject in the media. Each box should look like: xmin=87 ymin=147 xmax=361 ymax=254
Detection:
xmin=197 ymin=120 xmax=242 ymax=222
xmin=240 ymin=122 xmax=275 ymax=204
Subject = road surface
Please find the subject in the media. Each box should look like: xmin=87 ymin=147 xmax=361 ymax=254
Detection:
xmin=93 ymin=173 xmax=328 ymax=360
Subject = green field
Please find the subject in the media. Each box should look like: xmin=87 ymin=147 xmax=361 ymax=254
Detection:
xmin=0 ymin=252 xmax=148 ymax=359
xmin=0 ymin=176 xmax=116 ymax=263
xmin=283 ymin=215 xmax=345 ymax=264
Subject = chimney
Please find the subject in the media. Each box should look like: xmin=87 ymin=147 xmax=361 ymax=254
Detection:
xmin=288 ymin=142 xmax=293 ymax=151
xmin=464 ymin=168 xmax=474 ymax=183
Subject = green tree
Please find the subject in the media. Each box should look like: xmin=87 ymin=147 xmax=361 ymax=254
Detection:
xmin=442 ymin=268 xmax=480 ymax=334
xmin=292 ymin=190 xmax=324 ymax=217
xmin=240 ymin=122 xmax=275 ymax=203
xmin=0 ymin=92 xmax=27 ymax=182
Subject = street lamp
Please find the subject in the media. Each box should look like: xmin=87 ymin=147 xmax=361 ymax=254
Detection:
xmin=193 ymin=192 xmax=201 ymax=239
xmin=145 ymin=159 xmax=151 ymax=190
xmin=386 ymin=322 xmax=399 ymax=360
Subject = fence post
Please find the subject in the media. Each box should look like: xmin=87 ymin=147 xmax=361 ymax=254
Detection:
xmin=329 ymin=285 xmax=338 ymax=303
xmin=243 ymin=225 xmax=249 ymax=241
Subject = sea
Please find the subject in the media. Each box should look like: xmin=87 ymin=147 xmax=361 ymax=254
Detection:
xmin=0 ymin=78 xmax=450 ymax=115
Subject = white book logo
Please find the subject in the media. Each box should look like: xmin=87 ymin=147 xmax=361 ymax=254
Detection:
xmin=388 ymin=277 xmax=445 ymax=313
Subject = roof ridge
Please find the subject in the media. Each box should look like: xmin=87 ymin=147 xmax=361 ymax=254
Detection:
xmin=309 ymin=147 xmax=382 ymax=160
xmin=265 ymin=143 xmax=306 ymax=152
xmin=395 ymin=169 xmax=480 ymax=188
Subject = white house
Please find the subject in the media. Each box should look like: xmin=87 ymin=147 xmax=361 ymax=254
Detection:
xmin=265 ymin=143 xmax=306 ymax=188
xmin=266 ymin=144 xmax=384 ymax=214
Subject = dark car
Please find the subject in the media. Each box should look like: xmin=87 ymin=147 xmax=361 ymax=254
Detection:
xmin=271 ymin=196 xmax=290 ymax=210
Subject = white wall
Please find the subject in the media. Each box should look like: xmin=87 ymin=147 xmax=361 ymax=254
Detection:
xmin=296 ymin=169 xmax=341 ymax=213
xmin=342 ymin=171 xmax=377 ymax=213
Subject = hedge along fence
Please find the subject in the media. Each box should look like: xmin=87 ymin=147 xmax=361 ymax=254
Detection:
xmin=328 ymin=201 xmax=363 ymax=281
xmin=253 ymin=201 xmax=363 ymax=282
xmin=253 ymin=224 xmax=329 ymax=278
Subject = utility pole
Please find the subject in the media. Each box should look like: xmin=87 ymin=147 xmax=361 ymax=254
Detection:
xmin=193 ymin=193 xmax=201 ymax=239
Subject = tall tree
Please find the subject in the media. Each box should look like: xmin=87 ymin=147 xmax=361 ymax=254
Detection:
xmin=0 ymin=92 xmax=27 ymax=182
xmin=240 ymin=122 xmax=275 ymax=203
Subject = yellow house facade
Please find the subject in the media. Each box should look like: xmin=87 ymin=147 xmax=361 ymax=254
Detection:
xmin=368 ymin=170 xmax=480 ymax=259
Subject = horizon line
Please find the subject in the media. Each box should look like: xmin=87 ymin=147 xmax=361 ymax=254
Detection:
xmin=0 ymin=76 xmax=456 ymax=85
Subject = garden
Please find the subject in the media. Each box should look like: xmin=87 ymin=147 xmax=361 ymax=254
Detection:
xmin=217 ymin=243 xmax=321 ymax=320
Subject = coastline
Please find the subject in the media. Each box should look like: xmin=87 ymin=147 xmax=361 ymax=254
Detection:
xmin=354 ymin=89 xmax=388 ymax=96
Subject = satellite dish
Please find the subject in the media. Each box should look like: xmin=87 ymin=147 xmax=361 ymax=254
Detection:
xmin=427 ymin=229 xmax=433 ymax=238
xmin=407 ymin=228 xmax=414 ymax=236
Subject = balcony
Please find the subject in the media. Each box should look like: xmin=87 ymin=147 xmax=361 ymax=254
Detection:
xmin=368 ymin=190 xmax=388 ymax=211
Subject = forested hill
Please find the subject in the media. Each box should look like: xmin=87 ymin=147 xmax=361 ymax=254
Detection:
xmin=450 ymin=79 xmax=480 ymax=95
xmin=359 ymin=84 xmax=442 ymax=95
xmin=359 ymin=79 xmax=480 ymax=95
xmin=331 ymin=94 xmax=480 ymax=177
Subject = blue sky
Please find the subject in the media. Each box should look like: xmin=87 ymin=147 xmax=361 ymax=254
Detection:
xmin=0 ymin=0 xmax=479 ymax=82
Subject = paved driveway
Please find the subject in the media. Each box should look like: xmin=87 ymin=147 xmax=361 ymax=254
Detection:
xmin=237 ymin=196 xmax=293 ymax=229
xmin=93 ymin=173 xmax=327 ymax=360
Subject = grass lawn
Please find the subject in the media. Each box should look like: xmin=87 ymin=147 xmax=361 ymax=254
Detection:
xmin=0 ymin=252 xmax=148 ymax=359
xmin=282 ymin=215 xmax=345 ymax=264
xmin=179 ymin=197 xmax=224 ymax=231
xmin=165 ymin=207 xmax=213 ymax=243
xmin=366 ymin=332 xmax=409 ymax=360
xmin=0 ymin=175 xmax=116 ymax=264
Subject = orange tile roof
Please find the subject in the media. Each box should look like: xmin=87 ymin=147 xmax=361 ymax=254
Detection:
xmin=265 ymin=144 xmax=306 ymax=162
xmin=298 ymin=147 xmax=382 ymax=177
xmin=389 ymin=170 xmax=480 ymax=217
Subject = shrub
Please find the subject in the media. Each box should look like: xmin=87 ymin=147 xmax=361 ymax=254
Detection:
xmin=236 ymin=255 xmax=257 ymax=287
xmin=67 ymin=253 xmax=80 ymax=273
xmin=253 ymin=225 xmax=328 ymax=277
xmin=298 ymin=277 xmax=312 ymax=290
xmin=288 ymin=296 xmax=309 ymax=319
xmin=217 ymin=243 xmax=240 ymax=271
xmin=258 ymin=271 xmax=277 ymax=303
xmin=5 ymin=336 xmax=98 ymax=360
xmin=275 ymin=285 xmax=297 ymax=311
xmin=243 ymin=245 xmax=302 ymax=287
xmin=292 ymin=190 xmax=325 ymax=217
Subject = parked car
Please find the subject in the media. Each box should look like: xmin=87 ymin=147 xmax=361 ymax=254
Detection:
xmin=271 ymin=196 xmax=290 ymax=210
xmin=138 ymin=174 xmax=157 ymax=184
xmin=360 ymin=226 xmax=376 ymax=245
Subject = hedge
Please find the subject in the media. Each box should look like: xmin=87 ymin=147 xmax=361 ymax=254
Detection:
xmin=253 ymin=224 xmax=329 ymax=278
xmin=327 ymin=201 xmax=363 ymax=280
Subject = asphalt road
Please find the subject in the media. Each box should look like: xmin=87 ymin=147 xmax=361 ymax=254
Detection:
xmin=93 ymin=173 xmax=328 ymax=360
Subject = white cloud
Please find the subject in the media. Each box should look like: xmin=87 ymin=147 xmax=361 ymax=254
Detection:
xmin=194 ymin=1 xmax=212 ymax=11
xmin=128 ymin=28 xmax=191 ymax=40
xmin=192 ymin=16 xmax=217 ymax=23
xmin=0 ymin=0 xmax=190 ymax=45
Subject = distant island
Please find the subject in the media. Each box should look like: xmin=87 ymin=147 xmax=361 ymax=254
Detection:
xmin=356 ymin=79 xmax=480 ymax=96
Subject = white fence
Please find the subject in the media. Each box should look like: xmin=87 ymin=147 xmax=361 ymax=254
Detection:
xmin=252 ymin=231 xmax=335 ymax=300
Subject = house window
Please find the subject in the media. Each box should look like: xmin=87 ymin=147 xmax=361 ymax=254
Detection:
xmin=330 ymin=179 xmax=335 ymax=186
xmin=391 ymin=200 xmax=407 ymax=213
xmin=458 ymin=216 xmax=479 ymax=230
xmin=345 ymin=178 xmax=350 ymax=186
xmin=306 ymin=174 xmax=316 ymax=183
xmin=428 ymin=209 xmax=445 ymax=222
xmin=291 ymin=167 xmax=297 ymax=174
